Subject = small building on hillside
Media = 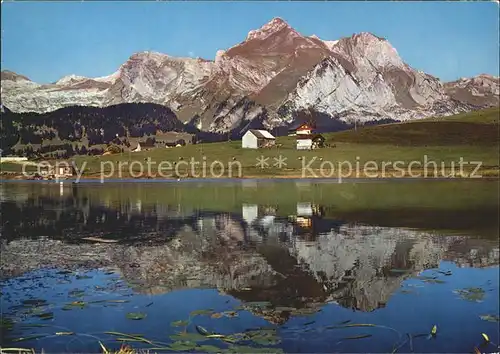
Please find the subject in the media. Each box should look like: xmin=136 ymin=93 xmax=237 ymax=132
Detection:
xmin=291 ymin=121 xmax=325 ymax=150
xmin=165 ymin=139 xmax=187 ymax=148
xmin=132 ymin=143 xmax=142 ymax=152
xmin=242 ymin=204 xmax=259 ymax=225
xmin=133 ymin=139 xmax=156 ymax=152
xmin=288 ymin=122 xmax=315 ymax=136
xmin=296 ymin=134 xmax=326 ymax=150
xmin=55 ymin=164 xmax=75 ymax=178
xmin=39 ymin=162 xmax=76 ymax=180
xmin=242 ymin=129 xmax=276 ymax=149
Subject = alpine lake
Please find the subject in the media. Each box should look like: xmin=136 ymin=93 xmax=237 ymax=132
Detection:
xmin=0 ymin=179 xmax=498 ymax=353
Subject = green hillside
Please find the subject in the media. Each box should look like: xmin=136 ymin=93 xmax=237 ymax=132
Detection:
xmin=2 ymin=108 xmax=499 ymax=179
xmin=327 ymin=107 xmax=499 ymax=146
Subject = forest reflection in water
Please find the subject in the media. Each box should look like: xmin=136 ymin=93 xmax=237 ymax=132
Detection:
xmin=0 ymin=180 xmax=498 ymax=353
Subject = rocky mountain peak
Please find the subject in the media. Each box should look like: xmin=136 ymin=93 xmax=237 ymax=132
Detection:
xmin=477 ymin=73 xmax=499 ymax=80
xmin=124 ymin=51 xmax=170 ymax=65
xmin=352 ymin=31 xmax=387 ymax=43
xmin=1 ymin=18 xmax=498 ymax=133
xmin=1 ymin=70 xmax=31 ymax=82
xmin=444 ymin=73 xmax=499 ymax=107
xmin=331 ymin=31 xmax=405 ymax=71
xmin=246 ymin=17 xmax=294 ymax=41
xmin=226 ymin=17 xmax=327 ymax=59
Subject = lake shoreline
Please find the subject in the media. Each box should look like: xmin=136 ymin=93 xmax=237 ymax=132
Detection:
xmin=1 ymin=170 xmax=499 ymax=182
xmin=1 ymin=176 xmax=499 ymax=184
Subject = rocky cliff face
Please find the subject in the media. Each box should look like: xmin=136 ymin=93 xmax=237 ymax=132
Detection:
xmin=2 ymin=18 xmax=498 ymax=133
xmin=444 ymin=74 xmax=500 ymax=108
xmin=279 ymin=32 xmax=480 ymax=124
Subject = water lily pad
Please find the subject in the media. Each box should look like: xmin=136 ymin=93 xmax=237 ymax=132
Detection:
xmin=431 ymin=325 xmax=437 ymax=336
xmin=62 ymin=301 xmax=86 ymax=310
xmin=454 ymin=287 xmax=485 ymax=302
xmin=21 ymin=299 xmax=47 ymax=307
xmin=35 ymin=312 xmax=54 ymax=320
xmin=90 ymin=299 xmax=129 ymax=304
xmin=251 ymin=337 xmax=281 ymax=346
xmin=244 ymin=329 xmax=280 ymax=345
xmin=195 ymin=344 xmax=223 ymax=352
xmin=170 ymin=333 xmax=210 ymax=343
xmin=190 ymin=309 xmax=214 ymax=317
xmin=68 ymin=290 xmax=85 ymax=298
xmin=422 ymin=279 xmax=446 ymax=284
xmin=55 ymin=331 xmax=74 ymax=336
xmin=115 ymin=337 xmax=147 ymax=342
xmin=171 ymin=320 xmax=189 ymax=327
xmin=342 ymin=334 xmax=372 ymax=340
xmin=226 ymin=345 xmax=283 ymax=353
xmin=206 ymin=334 xmax=225 ymax=339
xmin=19 ymin=324 xmax=49 ymax=328
xmin=245 ymin=329 xmax=277 ymax=337
xmin=479 ymin=314 xmax=500 ymax=322
xmin=221 ymin=334 xmax=245 ymax=343
xmin=27 ymin=306 xmax=47 ymax=315
xmin=11 ymin=334 xmax=48 ymax=342
xmin=126 ymin=312 xmax=147 ymax=320
xmin=223 ymin=311 xmax=238 ymax=318
xmin=169 ymin=340 xmax=199 ymax=351
xmin=76 ymin=275 xmax=93 ymax=280
xmin=195 ymin=325 xmax=210 ymax=336
xmin=0 ymin=318 xmax=14 ymax=330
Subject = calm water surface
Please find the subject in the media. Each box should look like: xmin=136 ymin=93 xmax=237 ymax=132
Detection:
xmin=0 ymin=180 xmax=499 ymax=353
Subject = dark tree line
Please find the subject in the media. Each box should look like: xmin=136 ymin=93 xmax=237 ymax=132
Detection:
xmin=0 ymin=101 xmax=403 ymax=158
xmin=0 ymin=103 xmax=187 ymax=156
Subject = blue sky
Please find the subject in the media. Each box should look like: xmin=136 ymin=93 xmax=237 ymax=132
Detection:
xmin=1 ymin=1 xmax=498 ymax=83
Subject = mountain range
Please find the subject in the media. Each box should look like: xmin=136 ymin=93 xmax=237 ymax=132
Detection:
xmin=1 ymin=17 xmax=499 ymax=138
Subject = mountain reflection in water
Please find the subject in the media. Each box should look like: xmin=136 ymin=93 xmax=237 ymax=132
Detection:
xmin=1 ymin=181 xmax=498 ymax=320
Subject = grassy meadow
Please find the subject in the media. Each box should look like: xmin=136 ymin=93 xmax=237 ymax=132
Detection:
xmin=2 ymin=108 xmax=498 ymax=179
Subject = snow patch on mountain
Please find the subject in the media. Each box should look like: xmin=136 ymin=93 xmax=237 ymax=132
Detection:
xmin=246 ymin=17 xmax=292 ymax=41
xmin=324 ymin=40 xmax=339 ymax=51
xmin=94 ymin=71 xmax=120 ymax=83
xmin=56 ymin=75 xmax=88 ymax=85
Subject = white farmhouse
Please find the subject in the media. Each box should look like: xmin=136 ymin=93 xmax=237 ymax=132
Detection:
xmin=132 ymin=143 xmax=142 ymax=152
xmin=296 ymin=136 xmax=313 ymax=150
xmin=242 ymin=129 xmax=276 ymax=149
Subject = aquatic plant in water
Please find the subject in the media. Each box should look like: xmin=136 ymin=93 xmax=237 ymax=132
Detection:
xmin=453 ymin=287 xmax=486 ymax=302
xmin=479 ymin=314 xmax=500 ymax=322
